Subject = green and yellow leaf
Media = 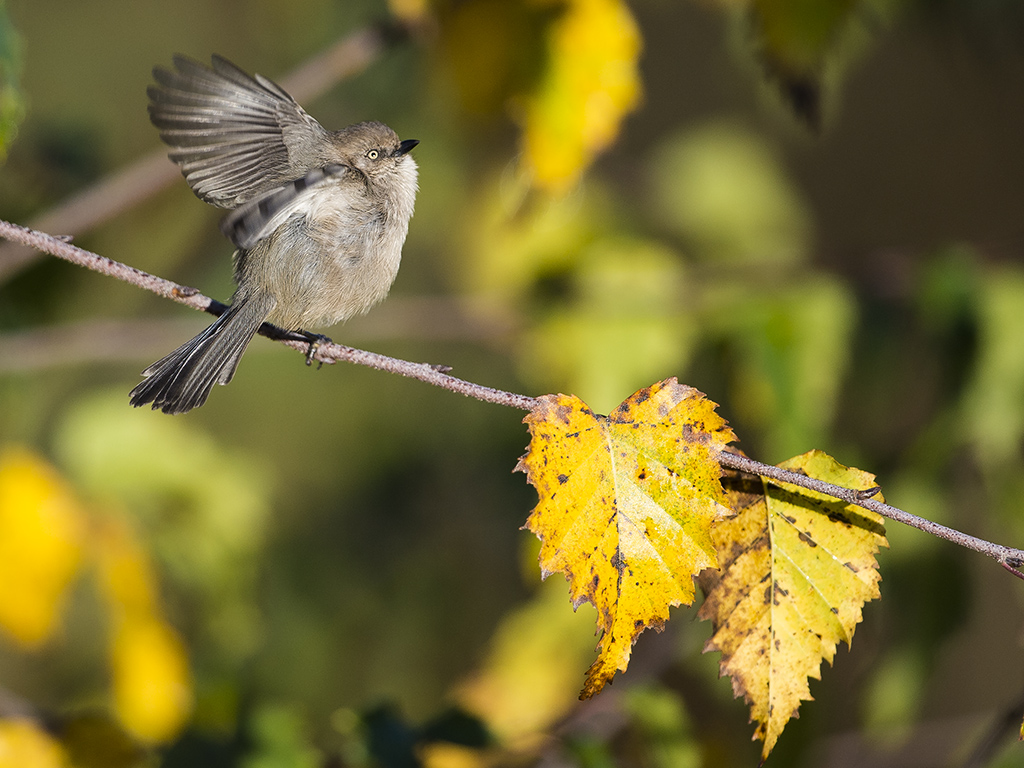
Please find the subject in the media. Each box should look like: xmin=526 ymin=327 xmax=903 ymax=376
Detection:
xmin=518 ymin=379 xmax=736 ymax=697
xmin=699 ymin=450 xmax=887 ymax=760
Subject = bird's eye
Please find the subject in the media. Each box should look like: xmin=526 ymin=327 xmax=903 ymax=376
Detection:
xmin=366 ymin=149 xmax=380 ymax=160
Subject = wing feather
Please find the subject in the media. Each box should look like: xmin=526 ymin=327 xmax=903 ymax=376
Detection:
xmin=149 ymin=54 xmax=329 ymax=208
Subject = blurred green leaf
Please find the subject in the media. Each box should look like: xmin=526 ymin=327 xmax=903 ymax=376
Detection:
xmin=648 ymin=123 xmax=812 ymax=267
xmin=625 ymin=686 xmax=701 ymax=768
xmin=0 ymin=0 xmax=24 ymax=161
xmin=521 ymin=238 xmax=693 ymax=414
xmin=242 ymin=704 xmax=321 ymax=768
xmin=711 ymin=276 xmax=856 ymax=459
xmin=53 ymin=391 xmax=271 ymax=664
xmin=961 ymin=265 xmax=1024 ymax=471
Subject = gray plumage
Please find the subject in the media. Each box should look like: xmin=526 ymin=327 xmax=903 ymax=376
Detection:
xmin=130 ymin=55 xmax=418 ymax=414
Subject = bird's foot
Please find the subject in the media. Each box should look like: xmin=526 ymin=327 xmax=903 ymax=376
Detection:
xmin=290 ymin=330 xmax=332 ymax=368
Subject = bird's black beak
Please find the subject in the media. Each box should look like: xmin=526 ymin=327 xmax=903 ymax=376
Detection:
xmin=396 ymin=139 xmax=419 ymax=156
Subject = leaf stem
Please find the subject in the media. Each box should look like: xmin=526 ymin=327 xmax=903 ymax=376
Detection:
xmin=719 ymin=450 xmax=1024 ymax=578
xmin=6 ymin=217 xmax=1024 ymax=578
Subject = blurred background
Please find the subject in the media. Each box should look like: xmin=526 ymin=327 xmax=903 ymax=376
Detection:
xmin=1 ymin=0 xmax=1024 ymax=766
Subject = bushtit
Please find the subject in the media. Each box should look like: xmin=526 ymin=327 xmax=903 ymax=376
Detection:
xmin=130 ymin=54 xmax=418 ymax=414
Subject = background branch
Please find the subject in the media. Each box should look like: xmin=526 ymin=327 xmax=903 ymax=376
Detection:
xmin=4 ymin=217 xmax=1023 ymax=578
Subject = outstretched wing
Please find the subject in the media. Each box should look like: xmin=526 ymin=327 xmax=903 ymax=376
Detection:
xmin=149 ymin=54 xmax=329 ymax=208
xmin=220 ymin=164 xmax=351 ymax=249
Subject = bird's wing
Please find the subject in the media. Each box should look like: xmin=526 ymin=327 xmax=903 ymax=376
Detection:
xmin=149 ymin=54 xmax=329 ymax=208
xmin=219 ymin=163 xmax=352 ymax=249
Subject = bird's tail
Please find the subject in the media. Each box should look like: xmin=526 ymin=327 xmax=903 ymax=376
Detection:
xmin=130 ymin=292 xmax=274 ymax=414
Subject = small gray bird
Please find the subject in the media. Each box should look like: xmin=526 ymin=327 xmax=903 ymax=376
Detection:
xmin=130 ymin=54 xmax=418 ymax=414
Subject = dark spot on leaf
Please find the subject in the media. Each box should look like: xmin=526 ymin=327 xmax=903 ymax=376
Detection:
xmin=772 ymin=581 xmax=789 ymax=605
xmin=830 ymin=607 xmax=839 ymax=614
xmin=637 ymin=469 xmax=647 ymax=481
xmin=610 ymin=550 xmax=625 ymax=575
xmin=557 ymin=473 xmax=568 ymax=485
xmin=798 ymin=531 xmax=817 ymax=548
xmin=844 ymin=562 xmax=858 ymax=572
xmin=781 ymin=514 xmax=797 ymax=524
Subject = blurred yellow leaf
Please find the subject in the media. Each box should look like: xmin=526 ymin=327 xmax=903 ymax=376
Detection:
xmin=0 ymin=447 xmax=85 ymax=648
xmin=387 ymin=0 xmax=429 ymax=23
xmin=518 ymin=379 xmax=735 ymax=697
xmin=699 ymin=450 xmax=887 ymax=760
xmin=521 ymin=0 xmax=642 ymax=191
xmin=419 ymin=743 xmax=485 ymax=768
xmin=110 ymin=615 xmax=192 ymax=744
xmin=96 ymin=517 xmax=192 ymax=744
xmin=0 ymin=719 xmax=69 ymax=768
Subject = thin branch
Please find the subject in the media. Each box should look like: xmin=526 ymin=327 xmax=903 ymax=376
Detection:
xmin=4 ymin=218 xmax=1024 ymax=577
xmin=0 ymin=219 xmax=537 ymax=411
xmin=719 ymin=451 xmax=1024 ymax=577
xmin=0 ymin=299 xmax=513 ymax=372
xmin=0 ymin=21 xmax=409 ymax=284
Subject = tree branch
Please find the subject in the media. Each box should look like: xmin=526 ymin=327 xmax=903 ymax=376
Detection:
xmin=0 ymin=219 xmax=537 ymax=411
xmin=4 ymin=217 xmax=1024 ymax=577
xmin=719 ymin=451 xmax=1024 ymax=578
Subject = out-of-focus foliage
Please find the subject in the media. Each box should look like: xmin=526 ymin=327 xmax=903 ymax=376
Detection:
xmin=2 ymin=0 xmax=1024 ymax=765
xmin=0 ymin=719 xmax=69 ymax=768
xmin=456 ymin=576 xmax=596 ymax=749
xmin=97 ymin=517 xmax=193 ymax=744
xmin=0 ymin=446 xmax=192 ymax=750
xmin=0 ymin=1 xmax=23 ymax=162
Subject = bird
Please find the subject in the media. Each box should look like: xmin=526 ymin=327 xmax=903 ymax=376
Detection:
xmin=130 ymin=54 xmax=418 ymax=414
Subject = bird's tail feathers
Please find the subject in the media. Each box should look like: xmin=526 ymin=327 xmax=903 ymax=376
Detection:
xmin=130 ymin=293 xmax=273 ymax=414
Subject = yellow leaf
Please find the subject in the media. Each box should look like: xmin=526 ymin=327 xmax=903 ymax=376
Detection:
xmin=521 ymin=0 xmax=642 ymax=191
xmin=699 ymin=450 xmax=887 ymax=760
xmin=0 ymin=447 xmax=85 ymax=648
xmin=0 ymin=719 xmax=69 ymax=768
xmin=518 ymin=379 xmax=736 ymax=697
xmin=110 ymin=615 xmax=192 ymax=744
